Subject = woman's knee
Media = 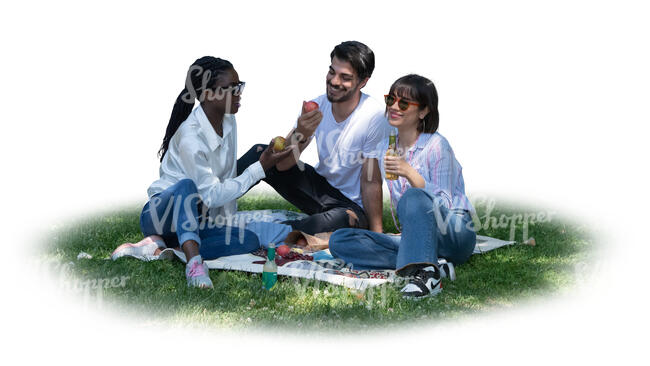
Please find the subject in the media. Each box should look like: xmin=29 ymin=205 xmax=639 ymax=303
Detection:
xmin=175 ymin=178 xmax=198 ymax=194
xmin=140 ymin=200 xmax=165 ymax=236
xmin=397 ymin=188 xmax=433 ymax=218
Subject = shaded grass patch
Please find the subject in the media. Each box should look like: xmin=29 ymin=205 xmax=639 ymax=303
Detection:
xmin=40 ymin=193 xmax=594 ymax=331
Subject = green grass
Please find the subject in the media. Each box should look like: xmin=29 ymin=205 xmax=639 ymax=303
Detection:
xmin=39 ymin=193 xmax=594 ymax=332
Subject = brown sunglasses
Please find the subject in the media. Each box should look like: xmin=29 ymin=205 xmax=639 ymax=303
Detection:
xmin=384 ymin=94 xmax=420 ymax=111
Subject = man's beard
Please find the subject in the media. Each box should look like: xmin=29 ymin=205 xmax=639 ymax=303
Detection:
xmin=326 ymin=83 xmax=357 ymax=103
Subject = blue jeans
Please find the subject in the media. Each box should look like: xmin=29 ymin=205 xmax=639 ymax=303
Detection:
xmin=329 ymin=188 xmax=476 ymax=274
xmin=140 ymin=179 xmax=261 ymax=260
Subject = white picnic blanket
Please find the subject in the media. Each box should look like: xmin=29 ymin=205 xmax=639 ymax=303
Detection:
xmin=138 ymin=210 xmax=516 ymax=290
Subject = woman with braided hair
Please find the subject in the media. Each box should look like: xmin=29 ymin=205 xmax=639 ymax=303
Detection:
xmin=112 ymin=56 xmax=294 ymax=289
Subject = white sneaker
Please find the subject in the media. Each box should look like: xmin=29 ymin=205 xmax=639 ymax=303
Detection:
xmin=111 ymin=236 xmax=165 ymax=260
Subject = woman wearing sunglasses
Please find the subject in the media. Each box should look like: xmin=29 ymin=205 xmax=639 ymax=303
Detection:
xmin=329 ymin=74 xmax=476 ymax=299
xmin=112 ymin=56 xmax=294 ymax=289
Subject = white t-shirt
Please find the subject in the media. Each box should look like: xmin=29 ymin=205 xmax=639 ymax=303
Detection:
xmin=309 ymin=93 xmax=390 ymax=209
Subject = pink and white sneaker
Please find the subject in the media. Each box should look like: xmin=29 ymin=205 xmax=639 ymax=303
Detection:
xmin=185 ymin=255 xmax=213 ymax=289
xmin=111 ymin=235 xmax=165 ymax=261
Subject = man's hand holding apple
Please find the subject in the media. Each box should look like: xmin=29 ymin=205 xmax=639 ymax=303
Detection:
xmin=293 ymin=101 xmax=321 ymax=144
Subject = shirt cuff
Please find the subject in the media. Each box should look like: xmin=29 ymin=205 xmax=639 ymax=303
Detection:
xmin=362 ymin=151 xmax=381 ymax=159
xmin=247 ymin=160 xmax=266 ymax=181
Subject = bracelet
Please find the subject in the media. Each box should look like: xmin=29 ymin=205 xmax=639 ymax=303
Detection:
xmin=293 ymin=132 xmax=309 ymax=144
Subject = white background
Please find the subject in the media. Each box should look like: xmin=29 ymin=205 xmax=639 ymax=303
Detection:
xmin=1 ymin=0 xmax=649 ymax=364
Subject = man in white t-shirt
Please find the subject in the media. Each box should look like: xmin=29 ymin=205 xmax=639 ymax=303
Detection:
xmin=238 ymin=41 xmax=389 ymax=234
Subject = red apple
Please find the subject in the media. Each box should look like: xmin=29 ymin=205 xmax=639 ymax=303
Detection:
xmin=276 ymin=244 xmax=290 ymax=257
xmin=304 ymin=101 xmax=319 ymax=113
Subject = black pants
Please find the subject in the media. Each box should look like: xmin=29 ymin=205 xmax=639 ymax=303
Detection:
xmin=237 ymin=144 xmax=368 ymax=235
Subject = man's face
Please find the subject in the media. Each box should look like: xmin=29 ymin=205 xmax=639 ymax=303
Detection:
xmin=326 ymin=56 xmax=364 ymax=103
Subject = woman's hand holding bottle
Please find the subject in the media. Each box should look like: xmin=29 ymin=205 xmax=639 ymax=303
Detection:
xmin=384 ymin=154 xmax=425 ymax=189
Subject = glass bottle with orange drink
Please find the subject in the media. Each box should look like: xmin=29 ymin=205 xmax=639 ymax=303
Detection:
xmin=385 ymin=129 xmax=398 ymax=180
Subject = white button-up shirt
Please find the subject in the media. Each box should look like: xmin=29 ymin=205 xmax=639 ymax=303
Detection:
xmin=147 ymin=106 xmax=265 ymax=219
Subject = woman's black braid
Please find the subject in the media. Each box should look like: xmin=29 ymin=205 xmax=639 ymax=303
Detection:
xmin=158 ymin=57 xmax=234 ymax=162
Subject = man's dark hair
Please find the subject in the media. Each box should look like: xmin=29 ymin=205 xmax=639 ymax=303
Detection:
xmin=330 ymin=41 xmax=375 ymax=80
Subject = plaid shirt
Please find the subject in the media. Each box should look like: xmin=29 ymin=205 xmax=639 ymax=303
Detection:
xmin=380 ymin=131 xmax=474 ymax=212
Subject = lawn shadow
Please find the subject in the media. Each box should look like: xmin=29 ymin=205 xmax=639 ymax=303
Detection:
xmin=39 ymin=193 xmax=594 ymax=331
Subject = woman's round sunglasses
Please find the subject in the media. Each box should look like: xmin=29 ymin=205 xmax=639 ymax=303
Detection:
xmin=384 ymin=94 xmax=420 ymax=111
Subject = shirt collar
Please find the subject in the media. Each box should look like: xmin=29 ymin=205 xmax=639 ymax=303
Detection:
xmin=414 ymin=132 xmax=433 ymax=150
xmin=400 ymin=132 xmax=433 ymax=153
xmin=196 ymin=106 xmax=234 ymax=151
